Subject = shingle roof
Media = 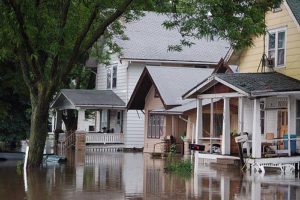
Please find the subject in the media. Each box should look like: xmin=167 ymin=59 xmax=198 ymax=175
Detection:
xmin=286 ymin=0 xmax=300 ymax=26
xmin=51 ymin=89 xmax=125 ymax=108
xmin=215 ymin=72 xmax=300 ymax=94
xmin=147 ymin=66 xmax=214 ymax=105
xmin=116 ymin=12 xmax=230 ymax=63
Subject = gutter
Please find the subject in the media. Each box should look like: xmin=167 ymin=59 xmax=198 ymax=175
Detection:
xmin=251 ymin=91 xmax=300 ymax=97
xmin=121 ymin=58 xmax=218 ymax=65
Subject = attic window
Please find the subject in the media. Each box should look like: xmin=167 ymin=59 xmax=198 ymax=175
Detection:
xmin=154 ymin=89 xmax=159 ymax=98
xmin=268 ymin=27 xmax=286 ymax=68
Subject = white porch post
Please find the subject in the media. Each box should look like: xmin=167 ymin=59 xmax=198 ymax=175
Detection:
xmin=288 ymin=95 xmax=296 ymax=156
xmin=196 ymin=98 xmax=203 ymax=145
xmin=77 ymin=108 xmax=86 ymax=131
xmin=222 ymin=97 xmax=230 ymax=155
xmin=252 ymin=98 xmax=261 ymax=158
xmin=95 ymin=110 xmax=101 ymax=132
xmin=55 ymin=109 xmax=63 ymax=130
xmin=210 ymin=98 xmax=214 ymax=153
xmin=238 ymin=97 xmax=244 ymax=134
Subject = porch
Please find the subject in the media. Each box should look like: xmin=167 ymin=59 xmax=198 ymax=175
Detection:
xmin=51 ymin=89 xmax=126 ymax=149
xmin=183 ymin=72 xmax=300 ymax=167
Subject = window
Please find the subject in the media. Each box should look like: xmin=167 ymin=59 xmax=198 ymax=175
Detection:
xmin=260 ymin=101 xmax=265 ymax=135
xmin=272 ymin=2 xmax=282 ymax=12
xmin=100 ymin=110 xmax=110 ymax=132
xmin=148 ymin=114 xmax=164 ymax=138
xmin=107 ymin=65 xmax=117 ymax=89
xmin=154 ymin=89 xmax=159 ymax=98
xmin=268 ymin=27 xmax=286 ymax=68
xmin=296 ymin=100 xmax=300 ymax=136
xmin=215 ymin=114 xmax=223 ymax=137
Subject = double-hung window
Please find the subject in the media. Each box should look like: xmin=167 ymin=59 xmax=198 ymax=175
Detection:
xmin=268 ymin=27 xmax=287 ymax=68
xmin=148 ymin=114 xmax=164 ymax=139
xmin=107 ymin=65 xmax=117 ymax=89
xmin=296 ymin=100 xmax=300 ymax=137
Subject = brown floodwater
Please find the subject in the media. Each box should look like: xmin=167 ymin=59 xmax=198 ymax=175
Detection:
xmin=0 ymin=151 xmax=300 ymax=200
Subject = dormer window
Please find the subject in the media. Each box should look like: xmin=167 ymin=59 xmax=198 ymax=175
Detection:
xmin=107 ymin=65 xmax=117 ymax=89
xmin=268 ymin=27 xmax=286 ymax=68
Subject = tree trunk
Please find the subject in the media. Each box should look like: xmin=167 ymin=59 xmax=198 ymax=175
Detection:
xmin=27 ymin=91 xmax=50 ymax=167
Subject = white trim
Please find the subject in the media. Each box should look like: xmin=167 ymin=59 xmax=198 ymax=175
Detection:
xmin=214 ymin=76 xmax=250 ymax=96
xmin=284 ymin=1 xmax=300 ymax=33
xmin=50 ymin=92 xmax=76 ymax=109
xmin=197 ymin=92 xmax=245 ymax=99
xmin=76 ymin=105 xmax=126 ymax=110
xmin=267 ymin=26 xmax=287 ymax=68
xmin=183 ymin=78 xmax=215 ymax=99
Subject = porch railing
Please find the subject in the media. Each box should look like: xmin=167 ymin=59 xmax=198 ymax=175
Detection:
xmin=86 ymin=133 xmax=123 ymax=144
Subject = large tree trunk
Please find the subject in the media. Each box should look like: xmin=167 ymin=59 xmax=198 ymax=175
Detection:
xmin=27 ymin=89 xmax=51 ymax=167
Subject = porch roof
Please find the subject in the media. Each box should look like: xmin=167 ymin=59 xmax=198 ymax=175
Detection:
xmin=183 ymin=72 xmax=300 ymax=99
xmin=51 ymin=89 xmax=126 ymax=110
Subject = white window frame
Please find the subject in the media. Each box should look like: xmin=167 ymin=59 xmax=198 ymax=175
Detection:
xmin=106 ymin=64 xmax=117 ymax=89
xmin=267 ymin=26 xmax=287 ymax=69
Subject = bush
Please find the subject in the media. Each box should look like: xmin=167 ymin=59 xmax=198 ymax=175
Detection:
xmin=165 ymin=152 xmax=193 ymax=173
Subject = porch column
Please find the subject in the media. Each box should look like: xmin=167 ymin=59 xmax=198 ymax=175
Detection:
xmin=210 ymin=98 xmax=214 ymax=153
xmin=288 ymin=95 xmax=296 ymax=156
xmin=252 ymin=98 xmax=261 ymax=158
xmin=222 ymin=97 xmax=230 ymax=155
xmin=77 ymin=108 xmax=86 ymax=131
xmin=55 ymin=109 xmax=63 ymax=130
xmin=95 ymin=110 xmax=101 ymax=132
xmin=196 ymin=98 xmax=203 ymax=145
xmin=238 ymin=97 xmax=244 ymax=134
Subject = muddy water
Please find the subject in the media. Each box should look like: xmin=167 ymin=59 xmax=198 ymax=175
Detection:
xmin=0 ymin=152 xmax=300 ymax=200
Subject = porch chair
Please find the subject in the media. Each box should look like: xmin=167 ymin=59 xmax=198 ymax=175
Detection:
xmin=262 ymin=133 xmax=277 ymax=156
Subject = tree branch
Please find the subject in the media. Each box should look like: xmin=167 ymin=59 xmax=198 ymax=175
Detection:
xmin=55 ymin=0 xmax=134 ymax=87
xmin=50 ymin=0 xmax=71 ymax=79
xmin=7 ymin=0 xmax=42 ymax=79
xmin=17 ymin=49 xmax=35 ymax=89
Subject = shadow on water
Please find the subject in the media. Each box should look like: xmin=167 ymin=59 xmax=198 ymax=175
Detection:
xmin=0 ymin=151 xmax=300 ymax=200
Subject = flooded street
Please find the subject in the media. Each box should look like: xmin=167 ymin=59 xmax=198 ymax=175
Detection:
xmin=1 ymin=152 xmax=300 ymax=200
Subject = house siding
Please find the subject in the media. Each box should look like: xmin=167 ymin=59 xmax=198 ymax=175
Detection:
xmin=237 ymin=3 xmax=300 ymax=80
xmin=144 ymin=86 xmax=165 ymax=153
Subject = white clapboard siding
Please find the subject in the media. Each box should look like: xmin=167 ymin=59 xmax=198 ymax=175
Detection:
xmin=125 ymin=63 xmax=146 ymax=148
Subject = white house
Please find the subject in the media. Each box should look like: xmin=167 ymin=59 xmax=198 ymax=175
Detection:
xmin=51 ymin=12 xmax=230 ymax=149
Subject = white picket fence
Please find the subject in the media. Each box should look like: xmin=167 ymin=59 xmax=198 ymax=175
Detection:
xmin=86 ymin=133 xmax=123 ymax=144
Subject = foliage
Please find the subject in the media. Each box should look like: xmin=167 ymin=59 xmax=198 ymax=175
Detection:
xmin=164 ymin=0 xmax=282 ymax=50
xmin=231 ymin=129 xmax=238 ymax=136
xmin=0 ymin=59 xmax=30 ymax=143
xmin=165 ymin=144 xmax=193 ymax=173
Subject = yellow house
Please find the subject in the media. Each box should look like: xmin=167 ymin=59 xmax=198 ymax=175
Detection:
xmin=227 ymin=0 xmax=300 ymax=80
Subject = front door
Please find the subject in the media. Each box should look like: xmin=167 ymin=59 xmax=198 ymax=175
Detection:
xmin=278 ymin=110 xmax=288 ymax=149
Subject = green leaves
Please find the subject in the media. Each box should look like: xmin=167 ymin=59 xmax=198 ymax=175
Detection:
xmin=164 ymin=0 xmax=282 ymax=50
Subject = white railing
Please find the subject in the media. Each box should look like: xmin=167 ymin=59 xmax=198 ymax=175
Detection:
xmin=86 ymin=133 xmax=123 ymax=144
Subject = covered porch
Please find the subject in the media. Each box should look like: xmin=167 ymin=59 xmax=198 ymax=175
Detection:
xmin=51 ymin=89 xmax=126 ymax=148
xmin=183 ymin=72 xmax=300 ymax=167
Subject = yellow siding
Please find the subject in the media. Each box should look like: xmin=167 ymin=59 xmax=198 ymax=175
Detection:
xmin=238 ymin=3 xmax=300 ymax=80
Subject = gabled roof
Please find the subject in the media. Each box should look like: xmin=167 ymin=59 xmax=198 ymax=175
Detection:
xmin=116 ymin=12 xmax=230 ymax=63
xmin=51 ymin=89 xmax=125 ymax=110
xmin=127 ymin=66 xmax=214 ymax=109
xmin=183 ymin=72 xmax=300 ymax=98
xmin=286 ymin=0 xmax=300 ymax=26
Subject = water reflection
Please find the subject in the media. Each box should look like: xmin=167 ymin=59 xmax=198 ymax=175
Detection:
xmin=0 ymin=152 xmax=300 ymax=199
